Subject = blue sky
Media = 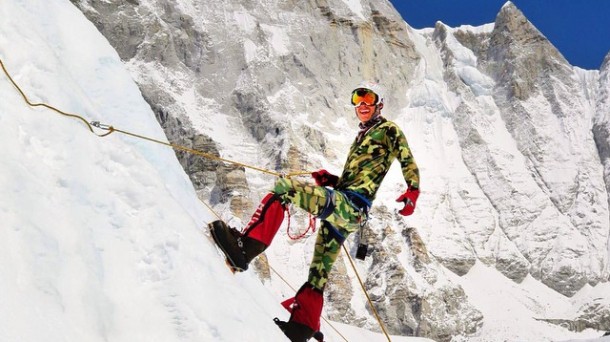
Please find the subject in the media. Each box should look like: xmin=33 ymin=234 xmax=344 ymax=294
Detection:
xmin=389 ymin=1 xmax=610 ymax=70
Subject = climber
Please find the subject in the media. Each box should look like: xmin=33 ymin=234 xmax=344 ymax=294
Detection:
xmin=209 ymin=81 xmax=420 ymax=341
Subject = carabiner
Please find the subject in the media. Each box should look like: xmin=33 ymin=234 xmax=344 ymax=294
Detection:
xmin=90 ymin=121 xmax=112 ymax=130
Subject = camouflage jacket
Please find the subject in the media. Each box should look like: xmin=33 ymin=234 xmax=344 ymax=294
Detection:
xmin=336 ymin=117 xmax=419 ymax=201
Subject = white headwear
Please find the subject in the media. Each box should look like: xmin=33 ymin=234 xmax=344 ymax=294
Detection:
xmin=354 ymin=81 xmax=385 ymax=104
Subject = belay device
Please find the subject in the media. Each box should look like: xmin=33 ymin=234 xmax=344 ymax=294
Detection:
xmin=355 ymin=208 xmax=369 ymax=260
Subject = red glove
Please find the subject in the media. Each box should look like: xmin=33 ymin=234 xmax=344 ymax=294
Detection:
xmin=311 ymin=169 xmax=339 ymax=187
xmin=396 ymin=188 xmax=420 ymax=216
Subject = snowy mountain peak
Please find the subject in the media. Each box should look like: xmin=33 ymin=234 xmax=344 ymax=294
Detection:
xmin=501 ymin=1 xmax=515 ymax=10
xmin=493 ymin=1 xmax=563 ymax=61
xmin=487 ymin=2 xmax=572 ymax=101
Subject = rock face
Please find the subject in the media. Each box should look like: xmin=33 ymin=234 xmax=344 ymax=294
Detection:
xmin=71 ymin=0 xmax=609 ymax=339
xmin=366 ymin=221 xmax=484 ymax=339
xmin=473 ymin=4 xmax=607 ymax=296
xmin=539 ymin=298 xmax=610 ymax=333
xmin=595 ymin=52 xmax=610 ymax=241
xmin=574 ymin=299 xmax=610 ymax=332
xmin=410 ymin=2 xmax=610 ymax=298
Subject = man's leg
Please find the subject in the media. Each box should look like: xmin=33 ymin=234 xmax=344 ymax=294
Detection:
xmin=210 ymin=192 xmax=286 ymax=271
xmin=274 ymin=178 xmax=362 ymax=234
xmin=307 ymin=221 xmax=346 ymax=290
xmin=272 ymin=177 xmax=329 ymax=217
xmin=273 ymin=179 xmax=364 ymax=341
xmin=210 ymin=177 xmax=318 ymax=272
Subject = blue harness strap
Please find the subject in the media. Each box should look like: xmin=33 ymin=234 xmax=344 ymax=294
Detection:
xmin=317 ymin=188 xmax=372 ymax=220
xmin=322 ymin=220 xmax=345 ymax=244
xmin=317 ymin=189 xmax=346 ymax=243
xmin=317 ymin=188 xmax=336 ymax=220
xmin=315 ymin=189 xmax=372 ymax=244
xmin=342 ymin=190 xmax=372 ymax=213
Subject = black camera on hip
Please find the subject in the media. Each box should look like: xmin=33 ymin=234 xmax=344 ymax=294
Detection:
xmin=356 ymin=243 xmax=368 ymax=260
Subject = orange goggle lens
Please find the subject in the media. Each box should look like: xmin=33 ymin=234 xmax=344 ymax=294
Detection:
xmin=351 ymin=88 xmax=379 ymax=106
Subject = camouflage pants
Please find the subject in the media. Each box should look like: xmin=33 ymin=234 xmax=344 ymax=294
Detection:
xmin=273 ymin=178 xmax=364 ymax=290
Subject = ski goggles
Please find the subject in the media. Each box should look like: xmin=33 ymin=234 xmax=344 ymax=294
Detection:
xmin=351 ymin=88 xmax=379 ymax=106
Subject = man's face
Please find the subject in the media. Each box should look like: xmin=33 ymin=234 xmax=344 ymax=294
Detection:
xmin=355 ymin=102 xmax=383 ymax=123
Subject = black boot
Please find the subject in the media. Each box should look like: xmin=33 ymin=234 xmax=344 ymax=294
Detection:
xmin=312 ymin=331 xmax=324 ymax=341
xmin=273 ymin=318 xmax=315 ymax=342
xmin=209 ymin=220 xmax=266 ymax=271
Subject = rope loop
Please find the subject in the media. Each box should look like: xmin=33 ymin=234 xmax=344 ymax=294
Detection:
xmin=285 ymin=207 xmax=316 ymax=240
xmin=90 ymin=121 xmax=116 ymax=137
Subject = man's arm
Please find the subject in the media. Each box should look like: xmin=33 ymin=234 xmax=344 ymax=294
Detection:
xmin=392 ymin=125 xmax=419 ymax=189
xmin=390 ymin=124 xmax=420 ymax=216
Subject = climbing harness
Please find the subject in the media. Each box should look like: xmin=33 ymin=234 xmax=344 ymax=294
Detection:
xmin=317 ymin=188 xmax=337 ymax=220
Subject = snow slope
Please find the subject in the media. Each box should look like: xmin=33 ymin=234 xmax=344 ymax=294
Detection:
xmin=0 ymin=0 xmax=431 ymax=341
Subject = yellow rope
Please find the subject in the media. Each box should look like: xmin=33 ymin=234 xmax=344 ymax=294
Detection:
xmin=2 ymin=56 xmax=390 ymax=341
xmin=343 ymin=244 xmax=392 ymax=341
xmin=109 ymin=126 xmax=296 ymax=178
xmin=0 ymin=58 xmax=308 ymax=178
xmin=0 ymin=58 xmax=115 ymax=137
